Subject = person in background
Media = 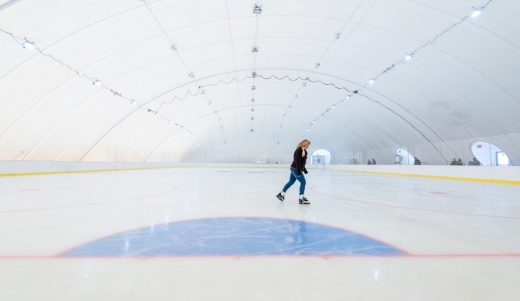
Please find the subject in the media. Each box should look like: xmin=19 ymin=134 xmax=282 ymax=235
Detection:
xmin=371 ymin=158 xmax=376 ymax=165
xmin=472 ymin=157 xmax=481 ymax=166
xmin=451 ymin=158 xmax=458 ymax=165
xmin=457 ymin=158 xmax=463 ymax=165
xmin=276 ymin=139 xmax=311 ymax=205
xmin=414 ymin=157 xmax=421 ymax=165
xmin=367 ymin=159 xmax=372 ymax=165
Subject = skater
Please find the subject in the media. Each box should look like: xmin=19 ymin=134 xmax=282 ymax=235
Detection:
xmin=276 ymin=139 xmax=311 ymax=204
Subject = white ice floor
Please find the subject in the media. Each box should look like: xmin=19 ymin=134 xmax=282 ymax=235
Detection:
xmin=1 ymin=166 xmax=519 ymax=300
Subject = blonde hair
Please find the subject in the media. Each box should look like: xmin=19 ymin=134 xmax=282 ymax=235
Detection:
xmin=296 ymin=139 xmax=311 ymax=148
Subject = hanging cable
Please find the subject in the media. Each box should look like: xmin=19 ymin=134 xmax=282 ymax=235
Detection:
xmin=152 ymin=73 xmax=356 ymax=113
xmin=250 ymin=2 xmax=263 ymax=134
xmin=0 ymin=28 xmax=199 ymax=137
xmin=141 ymin=0 xmax=224 ymax=140
xmin=306 ymin=0 xmax=495 ymax=147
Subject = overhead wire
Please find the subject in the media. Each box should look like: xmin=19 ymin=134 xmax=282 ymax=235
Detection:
xmin=0 ymin=27 xmax=196 ymax=136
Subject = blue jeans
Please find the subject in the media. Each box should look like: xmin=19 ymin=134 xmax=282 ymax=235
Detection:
xmin=282 ymin=168 xmax=306 ymax=195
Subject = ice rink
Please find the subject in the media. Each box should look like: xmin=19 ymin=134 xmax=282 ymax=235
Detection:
xmin=1 ymin=166 xmax=520 ymax=300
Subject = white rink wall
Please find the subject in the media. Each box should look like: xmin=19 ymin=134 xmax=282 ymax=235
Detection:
xmin=1 ymin=161 xmax=520 ymax=183
xmin=0 ymin=161 xmax=285 ymax=176
xmin=325 ymin=165 xmax=520 ymax=182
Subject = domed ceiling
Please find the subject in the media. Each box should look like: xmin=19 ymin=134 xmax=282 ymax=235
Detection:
xmin=0 ymin=0 xmax=518 ymax=164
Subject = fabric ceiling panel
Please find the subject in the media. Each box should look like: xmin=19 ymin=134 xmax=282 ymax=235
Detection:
xmin=0 ymin=0 xmax=519 ymax=164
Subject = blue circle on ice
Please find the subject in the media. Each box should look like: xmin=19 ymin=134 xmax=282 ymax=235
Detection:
xmin=61 ymin=217 xmax=405 ymax=256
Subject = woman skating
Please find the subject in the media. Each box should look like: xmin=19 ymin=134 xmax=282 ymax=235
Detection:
xmin=276 ymin=139 xmax=311 ymax=204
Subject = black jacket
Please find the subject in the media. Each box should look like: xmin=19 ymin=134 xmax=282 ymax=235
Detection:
xmin=290 ymin=148 xmax=308 ymax=176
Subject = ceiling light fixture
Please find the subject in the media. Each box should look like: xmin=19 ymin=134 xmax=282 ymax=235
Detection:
xmin=471 ymin=7 xmax=482 ymax=17
xmin=22 ymin=38 xmax=35 ymax=49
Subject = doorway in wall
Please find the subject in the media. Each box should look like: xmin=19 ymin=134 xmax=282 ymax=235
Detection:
xmin=312 ymin=149 xmax=331 ymax=168
xmin=395 ymin=149 xmax=414 ymax=165
xmin=471 ymin=142 xmax=512 ymax=166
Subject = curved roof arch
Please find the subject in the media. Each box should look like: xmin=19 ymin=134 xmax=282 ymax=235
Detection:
xmin=1 ymin=0 xmax=519 ymax=164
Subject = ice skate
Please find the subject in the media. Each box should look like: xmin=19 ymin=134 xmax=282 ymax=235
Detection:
xmin=299 ymin=195 xmax=310 ymax=204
